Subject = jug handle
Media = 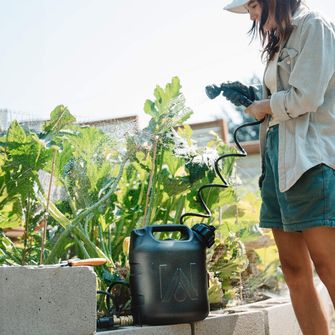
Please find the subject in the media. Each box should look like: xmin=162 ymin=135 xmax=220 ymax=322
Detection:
xmin=148 ymin=224 xmax=192 ymax=241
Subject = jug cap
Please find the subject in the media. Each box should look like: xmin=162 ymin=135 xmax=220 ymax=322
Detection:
xmin=192 ymin=224 xmax=216 ymax=248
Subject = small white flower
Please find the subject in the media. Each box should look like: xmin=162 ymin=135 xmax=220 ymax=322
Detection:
xmin=167 ymin=128 xmax=197 ymax=157
xmin=192 ymin=148 xmax=219 ymax=169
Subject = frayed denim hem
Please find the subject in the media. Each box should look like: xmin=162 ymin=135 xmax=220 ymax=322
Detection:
xmin=259 ymin=220 xmax=335 ymax=232
xmin=282 ymin=220 xmax=335 ymax=232
xmin=259 ymin=221 xmax=283 ymax=230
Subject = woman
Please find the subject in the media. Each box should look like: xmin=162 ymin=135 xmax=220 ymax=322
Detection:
xmin=223 ymin=0 xmax=335 ymax=334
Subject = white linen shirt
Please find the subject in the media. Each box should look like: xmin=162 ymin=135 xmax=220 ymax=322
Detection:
xmin=259 ymin=6 xmax=335 ymax=192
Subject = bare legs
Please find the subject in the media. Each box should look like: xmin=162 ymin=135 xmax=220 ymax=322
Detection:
xmin=272 ymin=228 xmax=331 ymax=335
xmin=302 ymin=227 xmax=335 ymax=308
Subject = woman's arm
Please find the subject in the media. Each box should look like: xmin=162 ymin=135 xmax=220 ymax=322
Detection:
xmin=270 ymin=14 xmax=335 ymax=121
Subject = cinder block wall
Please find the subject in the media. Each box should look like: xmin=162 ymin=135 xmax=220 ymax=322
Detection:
xmin=0 ymin=266 xmax=96 ymax=335
xmin=101 ymin=283 xmax=334 ymax=335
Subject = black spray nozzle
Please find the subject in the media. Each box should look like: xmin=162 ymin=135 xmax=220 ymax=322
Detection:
xmin=205 ymin=84 xmax=223 ymax=100
xmin=205 ymin=82 xmax=254 ymax=107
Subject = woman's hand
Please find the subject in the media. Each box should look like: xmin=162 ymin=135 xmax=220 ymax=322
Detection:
xmin=245 ymin=99 xmax=272 ymax=120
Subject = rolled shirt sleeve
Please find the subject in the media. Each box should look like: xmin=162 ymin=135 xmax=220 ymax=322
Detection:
xmin=270 ymin=14 xmax=335 ymax=121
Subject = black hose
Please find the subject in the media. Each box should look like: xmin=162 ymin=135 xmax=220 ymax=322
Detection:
xmin=180 ymin=85 xmax=264 ymax=225
xmin=96 ymin=281 xmax=131 ymax=330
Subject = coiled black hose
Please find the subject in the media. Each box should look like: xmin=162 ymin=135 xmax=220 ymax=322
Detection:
xmin=180 ymin=84 xmax=264 ymax=225
xmin=96 ymin=281 xmax=132 ymax=329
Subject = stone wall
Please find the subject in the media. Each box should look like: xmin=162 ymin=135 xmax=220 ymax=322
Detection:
xmin=0 ymin=266 xmax=96 ymax=335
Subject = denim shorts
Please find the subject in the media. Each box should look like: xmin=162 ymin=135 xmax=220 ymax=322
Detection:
xmin=259 ymin=125 xmax=335 ymax=232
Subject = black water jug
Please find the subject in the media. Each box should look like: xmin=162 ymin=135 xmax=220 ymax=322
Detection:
xmin=129 ymin=224 xmax=214 ymax=325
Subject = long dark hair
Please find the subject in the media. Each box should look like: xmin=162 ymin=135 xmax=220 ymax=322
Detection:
xmin=250 ymin=0 xmax=302 ymax=61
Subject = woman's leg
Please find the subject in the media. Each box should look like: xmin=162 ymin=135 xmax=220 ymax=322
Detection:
xmin=302 ymin=227 xmax=335 ymax=307
xmin=272 ymin=228 xmax=329 ymax=335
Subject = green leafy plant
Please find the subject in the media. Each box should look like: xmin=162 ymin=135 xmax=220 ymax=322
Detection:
xmin=0 ymin=76 xmax=281 ymax=310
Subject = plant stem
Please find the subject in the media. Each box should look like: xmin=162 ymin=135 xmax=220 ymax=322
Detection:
xmin=21 ymin=195 xmax=31 ymax=265
xmin=44 ymin=155 xmax=129 ymax=264
xmin=151 ymin=147 xmax=164 ymax=223
xmin=36 ymin=191 xmax=108 ymax=262
xmin=173 ymin=195 xmax=185 ymax=224
xmin=40 ymin=149 xmax=56 ymax=264
xmin=163 ymin=198 xmax=172 ymax=224
xmin=0 ymin=234 xmax=22 ymax=265
xmin=98 ymin=224 xmax=109 ymax=257
xmin=143 ymin=137 xmax=158 ymax=226
xmin=146 ymin=141 xmax=162 ymax=225
xmin=73 ymin=236 xmax=90 ymax=258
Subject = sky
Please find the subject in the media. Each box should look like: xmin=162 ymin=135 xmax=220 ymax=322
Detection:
xmin=1 ymin=0 xmax=334 ymax=128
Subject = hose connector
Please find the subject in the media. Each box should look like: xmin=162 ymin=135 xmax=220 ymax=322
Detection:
xmin=97 ymin=315 xmax=134 ymax=329
xmin=192 ymin=224 xmax=216 ymax=248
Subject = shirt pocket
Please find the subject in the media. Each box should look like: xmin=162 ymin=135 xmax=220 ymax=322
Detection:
xmin=277 ymin=47 xmax=298 ymax=74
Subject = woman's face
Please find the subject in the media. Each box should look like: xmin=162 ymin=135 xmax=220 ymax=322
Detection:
xmin=245 ymin=0 xmax=262 ymax=22
xmin=245 ymin=0 xmax=276 ymax=31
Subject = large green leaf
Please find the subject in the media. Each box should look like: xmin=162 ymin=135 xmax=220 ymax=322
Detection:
xmin=43 ymin=105 xmax=76 ymax=133
xmin=0 ymin=122 xmax=52 ymax=228
xmin=6 ymin=120 xmax=27 ymax=143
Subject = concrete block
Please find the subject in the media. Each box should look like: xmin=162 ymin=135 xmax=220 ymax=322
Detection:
xmin=227 ymin=298 xmax=300 ymax=335
xmin=101 ymin=323 xmax=191 ymax=335
xmin=194 ymin=310 xmax=265 ymax=335
xmin=0 ymin=265 xmax=96 ymax=335
xmin=263 ymin=301 xmax=300 ymax=335
xmin=102 ymin=311 xmax=265 ymax=335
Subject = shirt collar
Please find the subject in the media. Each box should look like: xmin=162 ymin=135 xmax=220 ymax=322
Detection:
xmin=291 ymin=4 xmax=309 ymax=26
